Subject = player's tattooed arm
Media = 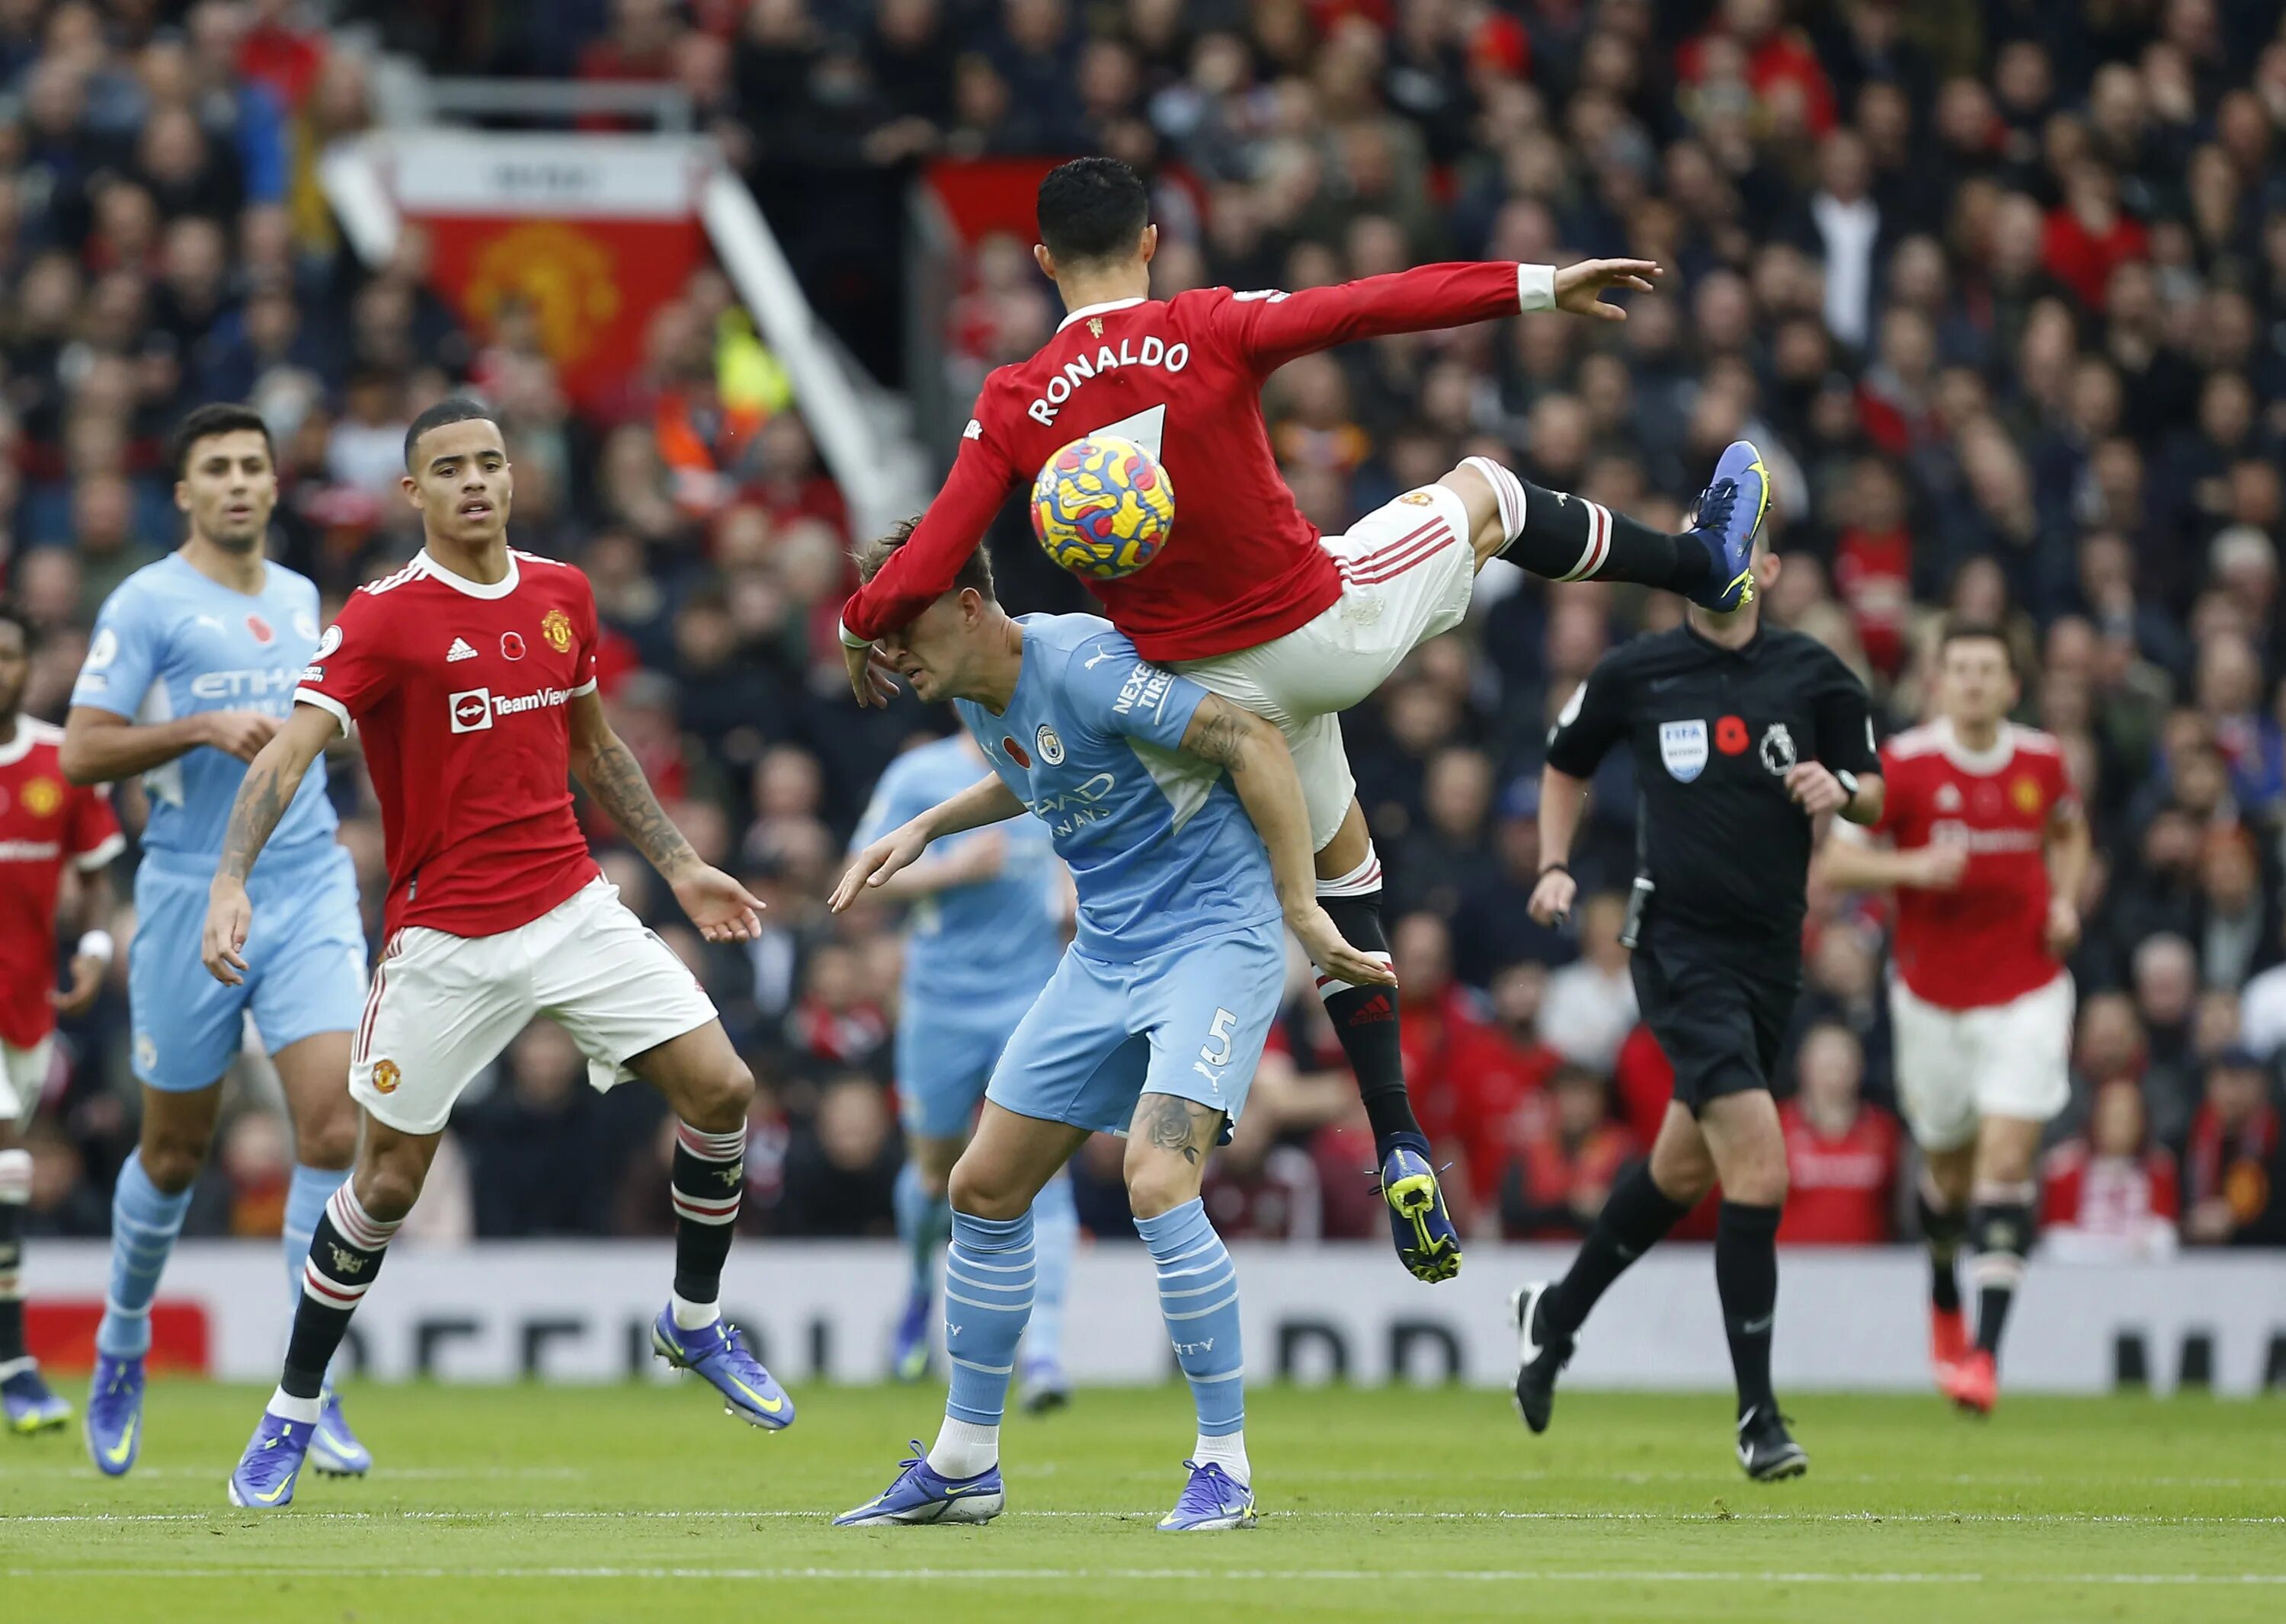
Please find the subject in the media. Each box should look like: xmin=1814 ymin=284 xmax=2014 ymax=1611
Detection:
xmin=566 ymin=693 xmax=699 ymax=878
xmin=1135 ymin=1092 xmax=1223 ymax=1168
xmin=216 ymin=704 xmax=333 ymax=885
xmin=1177 ymin=696 xmax=1394 ymax=988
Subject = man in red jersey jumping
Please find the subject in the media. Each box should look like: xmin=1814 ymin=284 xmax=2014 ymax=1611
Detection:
xmin=203 ymin=401 xmax=792 ymax=1510
xmin=1817 ymin=623 xmax=2089 ymax=1414
xmin=840 ymin=157 xmax=1770 ymax=1283
xmin=0 ymin=603 xmax=120 ymax=1436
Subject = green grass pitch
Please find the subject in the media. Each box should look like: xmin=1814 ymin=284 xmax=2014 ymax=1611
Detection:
xmin=4 ymin=1380 xmax=2281 ymax=1622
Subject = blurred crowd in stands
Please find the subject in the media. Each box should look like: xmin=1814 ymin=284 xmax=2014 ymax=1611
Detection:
xmin=8 ymin=0 xmax=2286 ymax=1254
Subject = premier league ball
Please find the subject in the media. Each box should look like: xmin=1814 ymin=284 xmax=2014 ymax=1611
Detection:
xmin=1029 ymin=434 xmax=1175 ymax=581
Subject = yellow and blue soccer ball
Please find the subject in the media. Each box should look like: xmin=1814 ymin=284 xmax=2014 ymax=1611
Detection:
xmin=1029 ymin=434 xmax=1175 ymax=580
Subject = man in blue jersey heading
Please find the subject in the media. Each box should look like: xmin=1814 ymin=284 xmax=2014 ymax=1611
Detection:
xmin=830 ymin=524 xmax=1390 ymax=1533
xmin=849 ymin=734 xmax=1080 ymax=1406
xmin=60 ymin=404 xmax=371 ymax=1480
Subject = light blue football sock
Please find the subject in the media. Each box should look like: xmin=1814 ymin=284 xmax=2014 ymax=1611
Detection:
xmin=895 ymin=1161 xmax=952 ymax=1305
xmin=1134 ymin=1197 xmax=1245 ymax=1437
xmin=96 ymin=1155 xmax=194 ymax=1360
xmin=1025 ymin=1171 xmax=1078 ymax=1369
xmin=942 ymin=1209 xmax=1035 ymax=1427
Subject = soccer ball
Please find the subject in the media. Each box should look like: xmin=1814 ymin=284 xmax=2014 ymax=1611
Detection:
xmin=1029 ymin=434 xmax=1175 ymax=581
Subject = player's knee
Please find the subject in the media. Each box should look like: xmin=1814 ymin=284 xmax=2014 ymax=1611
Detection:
xmin=683 ymin=1058 xmax=754 ymax=1133
xmin=946 ymin=1160 xmax=1025 ymax=1221
xmin=139 ymin=1123 xmax=214 ymax=1194
xmin=293 ymin=1107 xmax=357 ymax=1173
xmin=1122 ymin=1152 xmax=1201 ymax=1220
xmin=352 ymin=1154 xmax=427 ymax=1225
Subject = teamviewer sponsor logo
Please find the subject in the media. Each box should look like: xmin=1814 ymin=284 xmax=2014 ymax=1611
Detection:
xmin=449 ymin=687 xmax=495 ymax=732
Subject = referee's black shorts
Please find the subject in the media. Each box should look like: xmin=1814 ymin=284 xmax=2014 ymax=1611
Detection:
xmin=1629 ymin=927 xmax=1801 ymax=1115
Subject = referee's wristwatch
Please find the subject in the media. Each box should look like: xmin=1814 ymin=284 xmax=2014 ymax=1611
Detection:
xmin=1833 ymin=768 xmax=1862 ymax=804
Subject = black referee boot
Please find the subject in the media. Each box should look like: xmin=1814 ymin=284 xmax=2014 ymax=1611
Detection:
xmin=1734 ymin=1405 xmax=1808 ymax=1481
xmin=1509 ymin=1281 xmax=1573 ymax=1434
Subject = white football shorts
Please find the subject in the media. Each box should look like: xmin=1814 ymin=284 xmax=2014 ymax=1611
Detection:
xmin=1890 ymin=971 xmax=2074 ymax=1152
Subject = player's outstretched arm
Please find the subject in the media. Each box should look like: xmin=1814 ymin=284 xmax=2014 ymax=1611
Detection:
xmin=565 ymin=692 xmax=764 ymax=943
xmin=1813 ymin=828 xmax=1964 ymax=893
xmin=831 ymin=775 xmax=1026 ymax=912
xmin=201 ymin=702 xmax=335 ymax=985
xmin=1180 ymin=695 xmax=1394 ymax=988
xmin=61 ymin=704 xmax=280 ymax=785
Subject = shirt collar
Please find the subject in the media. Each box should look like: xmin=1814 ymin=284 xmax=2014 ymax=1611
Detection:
xmin=415 ymin=548 xmax=520 ymax=600
xmin=1057 ymin=296 xmax=1148 ymax=332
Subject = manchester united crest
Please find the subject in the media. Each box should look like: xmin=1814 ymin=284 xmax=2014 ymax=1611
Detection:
xmin=372 ymin=1058 xmax=402 ymax=1095
xmin=2010 ymin=775 xmax=2043 ymax=815
xmin=541 ymin=609 xmax=574 ymax=654
xmin=21 ymin=777 xmax=61 ymax=818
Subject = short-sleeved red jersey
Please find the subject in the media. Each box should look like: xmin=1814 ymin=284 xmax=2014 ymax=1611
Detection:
xmin=1873 ymin=719 xmax=2075 ymax=1010
xmin=843 ymin=263 xmax=1551 ymax=662
xmin=295 ymin=549 xmax=600 ymax=939
xmin=0 ymin=719 xmax=122 ymax=1049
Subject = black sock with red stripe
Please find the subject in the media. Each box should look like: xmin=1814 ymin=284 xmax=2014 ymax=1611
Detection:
xmin=671 ymin=1122 xmax=746 ymax=1306
xmin=282 ymin=1184 xmax=400 ymax=1401
xmin=1480 ymin=462 xmax=1711 ymax=592
xmin=1314 ymin=892 xmax=1421 ymax=1148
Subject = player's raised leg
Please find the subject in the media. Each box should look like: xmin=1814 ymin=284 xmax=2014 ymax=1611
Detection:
xmin=1128 ymin=1093 xmax=1256 ymax=1531
xmin=229 ymin=1113 xmax=434 ymax=1509
xmin=86 ymin=1081 xmax=218 ymax=1475
xmin=270 ymin=1030 xmax=367 ymax=1475
xmin=1019 ymin=1168 xmax=1077 ymax=1411
xmin=1443 ymin=441 xmax=1769 ymax=611
xmin=837 ymin=1100 xmax=1086 ymax=1526
xmin=629 ymin=1020 xmax=792 ymax=1430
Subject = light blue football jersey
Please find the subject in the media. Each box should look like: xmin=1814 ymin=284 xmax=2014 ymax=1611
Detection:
xmin=70 ymin=553 xmax=338 ymax=862
xmin=851 ymin=733 xmax=1063 ymax=1011
xmin=952 ymin=613 xmax=1279 ymax=963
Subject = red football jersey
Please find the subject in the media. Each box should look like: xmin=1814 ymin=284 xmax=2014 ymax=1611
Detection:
xmin=0 ymin=719 xmax=122 ymax=1049
xmin=295 ymin=549 xmax=601 ymax=938
xmin=1775 ymin=1099 xmax=1899 ymax=1244
xmin=843 ymin=263 xmax=1550 ymax=662
xmin=1873 ymin=719 xmax=2075 ymax=1009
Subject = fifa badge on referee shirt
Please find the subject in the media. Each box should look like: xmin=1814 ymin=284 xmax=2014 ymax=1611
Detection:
xmin=1659 ymin=719 xmax=1708 ymax=783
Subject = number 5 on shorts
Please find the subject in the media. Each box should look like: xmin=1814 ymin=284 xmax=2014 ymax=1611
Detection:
xmin=1200 ymin=1007 xmax=1237 ymax=1068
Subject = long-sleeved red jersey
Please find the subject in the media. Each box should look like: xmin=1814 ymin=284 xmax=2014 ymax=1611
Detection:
xmin=842 ymin=261 xmax=1553 ymax=663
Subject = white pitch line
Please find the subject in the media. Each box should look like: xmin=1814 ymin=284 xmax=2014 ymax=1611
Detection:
xmin=5 ymin=1509 xmax=2281 ymax=1526
xmin=5 ymin=1565 xmax=2286 ymax=1587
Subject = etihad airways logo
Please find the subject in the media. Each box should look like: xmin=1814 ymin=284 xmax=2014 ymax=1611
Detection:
xmin=447 ymin=684 xmax=577 ymax=732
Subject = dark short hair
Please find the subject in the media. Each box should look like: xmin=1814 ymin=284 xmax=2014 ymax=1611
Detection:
xmin=853 ymin=517 xmax=996 ymax=601
xmin=1939 ymin=620 xmax=2019 ymax=678
xmin=169 ymin=402 xmax=274 ymax=481
xmin=1036 ymin=156 xmax=1150 ymax=267
xmin=0 ymin=600 xmax=33 ymax=653
xmin=404 ymin=397 xmax=501 ymax=469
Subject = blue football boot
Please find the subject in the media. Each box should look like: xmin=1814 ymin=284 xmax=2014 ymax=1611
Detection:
xmin=2 ymin=1362 xmax=70 ymax=1434
xmin=306 ymin=1385 xmax=372 ymax=1476
xmin=1685 ymin=440 xmax=1770 ymax=612
xmin=226 ymin=1408 xmax=312 ymax=1509
xmin=1378 ymin=1135 xmax=1462 ymax=1283
xmin=834 ymin=1441 xmax=1004 ymax=1526
xmin=83 ymin=1351 xmax=144 ymax=1476
xmin=890 ymin=1290 xmax=932 ymax=1383
xmin=651 ymin=1308 xmax=794 ymax=1430
xmin=1019 ymin=1355 xmax=1070 ymax=1414
xmin=1157 ymin=1461 xmax=1257 ymax=1530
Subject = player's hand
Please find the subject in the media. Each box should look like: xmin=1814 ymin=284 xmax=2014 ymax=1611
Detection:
xmin=202 ymin=879 xmax=253 ymax=985
xmin=1907 ymin=841 xmax=1969 ymax=890
xmin=201 ymin=710 xmax=281 ymax=762
xmin=831 ymin=822 xmax=931 ymax=911
xmin=1286 ymin=904 xmax=1398 ymax=988
xmin=50 ymin=952 xmax=104 ymax=1016
xmin=844 ymin=640 xmax=898 ymax=708
xmin=1785 ymin=762 xmax=1851 ymax=818
xmin=1552 ymin=258 xmax=1660 ymax=322
xmin=671 ymin=865 xmax=767 ymax=943
xmin=1527 ymin=866 xmax=1577 ymax=927
xmin=2044 ymin=895 xmax=2082 ymax=958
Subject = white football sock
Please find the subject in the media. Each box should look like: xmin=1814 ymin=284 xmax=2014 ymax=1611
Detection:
xmin=671 ymin=1292 xmax=721 ymax=1331
xmin=1193 ymin=1429 xmax=1250 ymax=1487
xmin=927 ymin=1416 xmax=1001 ymax=1479
xmin=267 ymin=1385 xmax=322 ymax=1424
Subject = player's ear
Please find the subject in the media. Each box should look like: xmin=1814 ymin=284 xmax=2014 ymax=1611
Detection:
xmin=1757 ymin=550 xmax=1782 ymax=591
xmin=174 ymin=479 xmax=191 ymax=517
xmin=399 ymin=472 xmax=421 ymax=511
xmin=1033 ymin=242 xmax=1056 ymax=282
xmin=1138 ymin=223 xmax=1157 ymax=264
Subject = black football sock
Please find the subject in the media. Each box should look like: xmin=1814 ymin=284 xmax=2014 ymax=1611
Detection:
xmin=1969 ymin=1184 xmax=2034 ymax=1361
xmin=1315 ymin=889 xmax=1422 ymax=1148
xmin=1542 ymin=1161 xmax=1692 ymax=1339
xmin=671 ymin=1122 xmax=747 ymax=1310
xmin=1716 ymin=1200 xmax=1782 ymax=1420
xmin=0 ymin=1148 xmax=27 ymax=1363
xmin=1918 ymin=1177 xmax=1965 ymax=1315
xmin=282 ymin=1184 xmax=401 ymax=1401
xmin=1462 ymin=456 xmax=1711 ymax=592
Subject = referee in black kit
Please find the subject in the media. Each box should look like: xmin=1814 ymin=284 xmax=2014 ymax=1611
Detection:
xmin=1507 ymin=488 xmax=1881 ymax=1481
